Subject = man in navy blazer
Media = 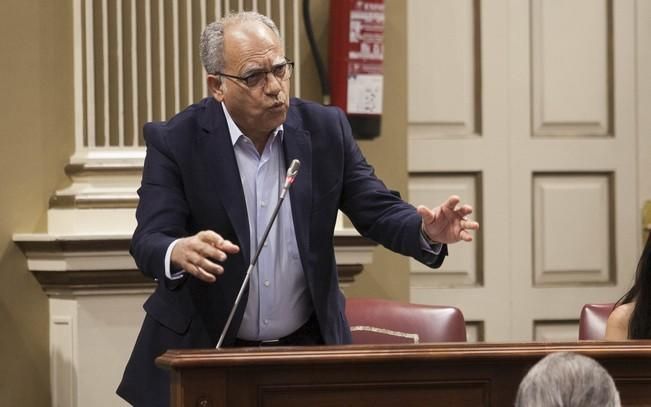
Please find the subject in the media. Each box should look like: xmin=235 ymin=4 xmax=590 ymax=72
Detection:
xmin=117 ymin=11 xmax=478 ymax=406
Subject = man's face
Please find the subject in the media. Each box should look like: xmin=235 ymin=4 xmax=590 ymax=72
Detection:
xmin=211 ymin=21 xmax=290 ymax=141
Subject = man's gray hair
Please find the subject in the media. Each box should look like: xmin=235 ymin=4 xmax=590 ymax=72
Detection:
xmin=515 ymin=352 xmax=621 ymax=407
xmin=199 ymin=11 xmax=281 ymax=75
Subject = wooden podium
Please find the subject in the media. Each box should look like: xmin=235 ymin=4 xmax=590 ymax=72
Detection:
xmin=157 ymin=342 xmax=651 ymax=406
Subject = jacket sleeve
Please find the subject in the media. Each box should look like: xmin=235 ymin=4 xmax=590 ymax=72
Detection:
xmin=335 ymin=108 xmax=447 ymax=268
xmin=130 ymin=123 xmax=190 ymax=286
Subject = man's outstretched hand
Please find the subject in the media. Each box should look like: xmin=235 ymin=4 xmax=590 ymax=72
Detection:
xmin=417 ymin=195 xmax=479 ymax=244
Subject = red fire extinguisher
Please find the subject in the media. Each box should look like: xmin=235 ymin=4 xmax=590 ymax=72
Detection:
xmin=329 ymin=0 xmax=384 ymax=139
xmin=304 ymin=0 xmax=385 ymax=139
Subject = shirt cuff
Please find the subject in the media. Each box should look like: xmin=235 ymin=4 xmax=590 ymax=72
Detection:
xmin=419 ymin=230 xmax=443 ymax=255
xmin=165 ymin=239 xmax=186 ymax=280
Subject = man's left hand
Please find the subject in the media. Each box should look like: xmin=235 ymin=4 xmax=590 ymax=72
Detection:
xmin=417 ymin=195 xmax=480 ymax=244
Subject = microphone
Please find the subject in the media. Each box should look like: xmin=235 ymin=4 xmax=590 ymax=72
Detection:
xmin=280 ymin=159 xmax=300 ymax=199
xmin=216 ymin=159 xmax=301 ymax=348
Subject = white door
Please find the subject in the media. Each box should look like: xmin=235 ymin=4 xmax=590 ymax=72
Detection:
xmin=407 ymin=0 xmax=648 ymax=342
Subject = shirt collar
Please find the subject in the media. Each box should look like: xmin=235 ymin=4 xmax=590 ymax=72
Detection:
xmin=222 ymin=102 xmax=284 ymax=146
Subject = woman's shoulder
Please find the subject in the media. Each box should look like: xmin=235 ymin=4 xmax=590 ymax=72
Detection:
xmin=610 ymin=302 xmax=635 ymax=321
xmin=605 ymin=302 xmax=635 ymax=340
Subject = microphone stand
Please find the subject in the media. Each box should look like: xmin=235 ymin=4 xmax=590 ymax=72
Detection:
xmin=215 ymin=159 xmax=301 ymax=349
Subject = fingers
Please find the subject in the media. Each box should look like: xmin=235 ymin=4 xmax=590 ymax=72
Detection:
xmin=419 ymin=196 xmax=479 ymax=244
xmin=188 ymin=264 xmax=218 ymax=283
xmin=219 ymin=239 xmax=240 ymax=253
xmin=443 ymin=195 xmax=460 ymax=210
xmin=459 ymin=230 xmax=474 ymax=242
xmin=420 ymin=199 xmax=474 ymax=224
xmin=426 ymin=196 xmax=468 ymax=218
xmin=456 ymin=204 xmax=478 ymax=231
xmin=171 ymin=230 xmax=241 ymax=283
xmin=197 ymin=230 xmax=240 ymax=254
xmin=456 ymin=204 xmax=473 ymax=218
xmin=416 ymin=205 xmax=436 ymax=224
xmin=460 ymin=218 xmax=480 ymax=231
xmin=187 ymin=251 xmax=223 ymax=275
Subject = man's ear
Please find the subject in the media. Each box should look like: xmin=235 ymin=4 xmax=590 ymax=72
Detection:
xmin=207 ymin=75 xmax=225 ymax=101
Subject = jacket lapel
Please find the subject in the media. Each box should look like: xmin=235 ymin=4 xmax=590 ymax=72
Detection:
xmin=282 ymin=113 xmax=312 ymax=266
xmin=197 ymin=98 xmax=251 ymax=263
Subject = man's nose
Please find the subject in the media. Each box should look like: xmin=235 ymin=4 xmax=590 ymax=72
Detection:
xmin=263 ymin=72 xmax=283 ymax=95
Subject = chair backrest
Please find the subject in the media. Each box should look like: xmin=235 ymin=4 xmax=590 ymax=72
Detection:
xmin=579 ymin=303 xmax=615 ymax=340
xmin=345 ymin=297 xmax=467 ymax=344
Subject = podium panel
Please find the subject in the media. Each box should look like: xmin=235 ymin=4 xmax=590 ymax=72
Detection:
xmin=157 ymin=342 xmax=651 ymax=406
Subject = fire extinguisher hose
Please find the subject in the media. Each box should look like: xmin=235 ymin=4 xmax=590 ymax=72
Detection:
xmin=302 ymin=0 xmax=331 ymax=105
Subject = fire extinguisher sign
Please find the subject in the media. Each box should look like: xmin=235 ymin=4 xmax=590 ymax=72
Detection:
xmin=346 ymin=1 xmax=384 ymax=115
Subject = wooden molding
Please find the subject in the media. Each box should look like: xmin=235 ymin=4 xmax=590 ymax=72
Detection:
xmin=14 ymin=233 xmax=377 ymax=292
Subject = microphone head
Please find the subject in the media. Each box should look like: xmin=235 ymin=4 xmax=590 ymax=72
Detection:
xmin=287 ymin=159 xmax=301 ymax=177
xmin=280 ymin=159 xmax=301 ymax=199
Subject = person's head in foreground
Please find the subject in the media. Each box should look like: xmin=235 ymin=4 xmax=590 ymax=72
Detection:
xmin=515 ymin=352 xmax=620 ymax=407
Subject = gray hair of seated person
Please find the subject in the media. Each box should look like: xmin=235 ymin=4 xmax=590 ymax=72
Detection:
xmin=515 ymin=352 xmax=621 ymax=407
xmin=200 ymin=11 xmax=281 ymax=75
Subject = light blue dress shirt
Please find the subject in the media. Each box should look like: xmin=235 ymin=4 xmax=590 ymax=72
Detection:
xmin=164 ymin=107 xmax=311 ymax=341
xmin=222 ymin=106 xmax=311 ymax=340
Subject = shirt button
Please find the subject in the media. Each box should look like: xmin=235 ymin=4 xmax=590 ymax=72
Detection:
xmin=261 ymin=201 xmax=266 ymax=207
xmin=263 ymin=242 xmax=268 ymax=247
xmin=263 ymin=319 xmax=269 ymax=325
xmin=264 ymin=280 xmax=270 ymax=287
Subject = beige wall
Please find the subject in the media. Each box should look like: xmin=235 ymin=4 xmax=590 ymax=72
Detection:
xmin=0 ymin=0 xmax=408 ymax=403
xmin=0 ymin=0 xmax=74 ymax=405
xmin=300 ymin=0 xmax=410 ymax=301
xmin=349 ymin=0 xmax=409 ymax=301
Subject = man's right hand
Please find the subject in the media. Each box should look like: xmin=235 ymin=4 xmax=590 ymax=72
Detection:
xmin=171 ymin=230 xmax=240 ymax=283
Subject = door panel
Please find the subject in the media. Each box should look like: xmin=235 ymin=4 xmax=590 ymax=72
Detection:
xmin=407 ymin=0 xmax=645 ymax=341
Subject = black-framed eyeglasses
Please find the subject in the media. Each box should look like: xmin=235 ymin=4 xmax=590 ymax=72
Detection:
xmin=215 ymin=59 xmax=294 ymax=88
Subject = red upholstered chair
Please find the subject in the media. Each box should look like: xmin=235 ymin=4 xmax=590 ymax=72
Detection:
xmin=578 ymin=303 xmax=615 ymax=340
xmin=344 ymin=297 xmax=467 ymax=344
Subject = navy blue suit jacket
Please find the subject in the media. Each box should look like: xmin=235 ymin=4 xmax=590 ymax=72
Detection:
xmin=117 ymin=97 xmax=446 ymax=406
